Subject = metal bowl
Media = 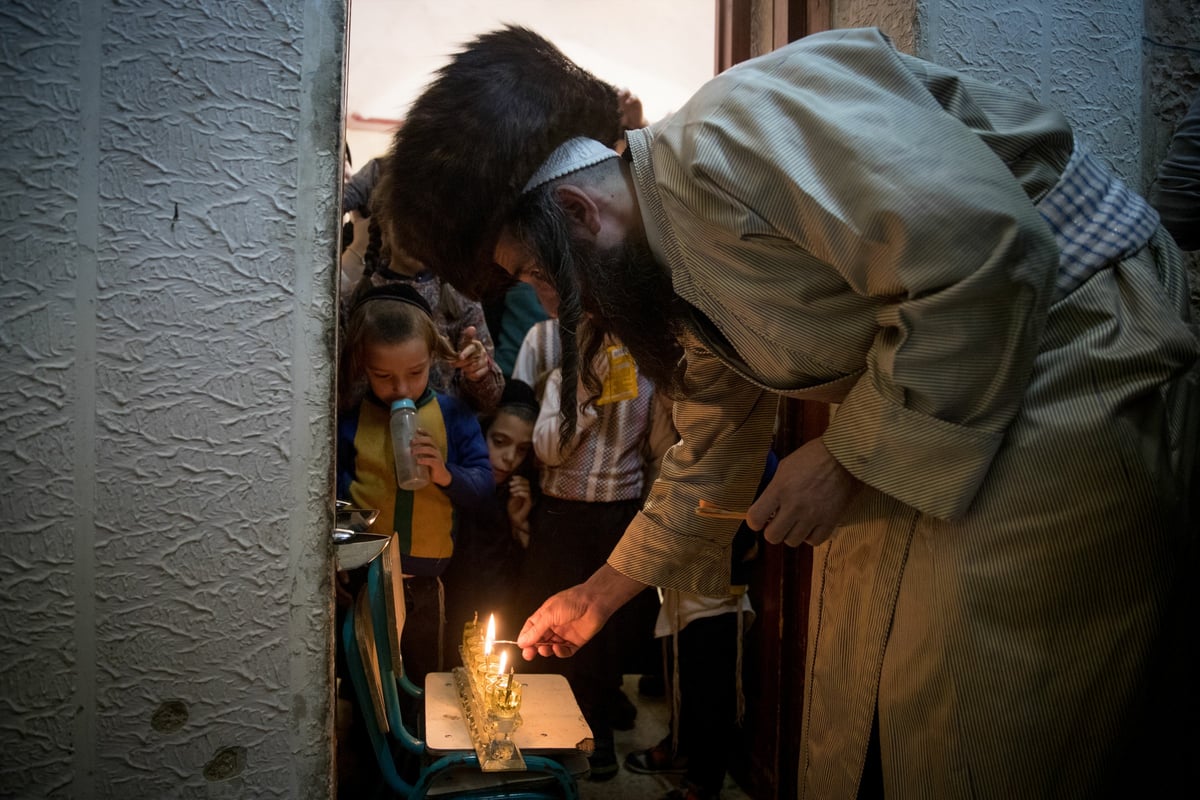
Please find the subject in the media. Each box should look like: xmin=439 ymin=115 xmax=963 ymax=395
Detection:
xmin=334 ymin=529 xmax=390 ymax=571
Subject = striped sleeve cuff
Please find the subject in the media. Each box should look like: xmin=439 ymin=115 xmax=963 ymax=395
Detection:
xmin=824 ymin=376 xmax=1003 ymax=520
xmin=608 ymin=509 xmax=735 ymax=598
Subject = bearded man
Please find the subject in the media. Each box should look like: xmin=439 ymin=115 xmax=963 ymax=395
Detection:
xmin=385 ymin=25 xmax=1198 ymax=799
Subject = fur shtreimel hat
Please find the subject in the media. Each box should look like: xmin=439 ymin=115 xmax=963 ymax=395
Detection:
xmin=385 ymin=25 xmax=621 ymax=300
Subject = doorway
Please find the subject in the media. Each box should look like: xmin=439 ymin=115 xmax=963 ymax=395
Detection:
xmin=335 ymin=3 xmax=718 ymax=797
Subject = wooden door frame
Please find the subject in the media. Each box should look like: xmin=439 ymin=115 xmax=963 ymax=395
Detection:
xmin=715 ymin=0 xmax=829 ymax=70
xmin=714 ymin=0 xmax=751 ymax=71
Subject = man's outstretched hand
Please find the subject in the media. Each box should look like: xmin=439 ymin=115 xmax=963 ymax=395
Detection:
xmin=516 ymin=563 xmax=648 ymax=660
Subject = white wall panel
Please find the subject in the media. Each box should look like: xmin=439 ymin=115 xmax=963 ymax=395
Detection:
xmin=0 ymin=1 xmax=341 ymax=797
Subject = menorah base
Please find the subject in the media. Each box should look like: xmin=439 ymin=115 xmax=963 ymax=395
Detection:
xmin=451 ymin=665 xmax=527 ymax=771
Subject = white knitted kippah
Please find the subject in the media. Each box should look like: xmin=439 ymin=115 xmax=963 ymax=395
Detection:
xmin=522 ymin=137 xmax=619 ymax=193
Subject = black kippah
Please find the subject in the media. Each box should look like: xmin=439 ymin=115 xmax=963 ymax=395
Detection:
xmin=349 ymin=282 xmax=434 ymax=319
xmin=499 ymin=378 xmax=539 ymax=415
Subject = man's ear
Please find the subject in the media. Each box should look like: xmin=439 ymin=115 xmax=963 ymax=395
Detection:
xmin=553 ymin=184 xmax=603 ymax=238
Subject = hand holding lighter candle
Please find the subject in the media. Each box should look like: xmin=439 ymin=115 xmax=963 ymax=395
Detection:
xmin=493 ymin=639 xmax=559 ymax=648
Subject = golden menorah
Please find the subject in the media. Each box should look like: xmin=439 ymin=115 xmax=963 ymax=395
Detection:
xmin=453 ymin=613 xmax=526 ymax=770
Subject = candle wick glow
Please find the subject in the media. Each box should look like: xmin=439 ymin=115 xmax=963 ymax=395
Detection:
xmin=484 ymin=613 xmax=496 ymax=656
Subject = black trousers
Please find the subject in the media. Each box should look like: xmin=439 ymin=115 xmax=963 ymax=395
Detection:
xmin=398 ymin=574 xmax=442 ymax=687
xmin=514 ymin=495 xmax=657 ymax=746
xmin=669 ymin=611 xmax=741 ymax=794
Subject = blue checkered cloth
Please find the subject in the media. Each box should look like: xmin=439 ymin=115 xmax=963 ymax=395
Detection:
xmin=1036 ymin=146 xmax=1161 ymax=302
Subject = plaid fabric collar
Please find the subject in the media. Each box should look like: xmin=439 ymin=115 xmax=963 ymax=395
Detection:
xmin=1036 ymin=145 xmax=1160 ymax=302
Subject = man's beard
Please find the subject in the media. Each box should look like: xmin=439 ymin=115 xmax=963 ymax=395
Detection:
xmin=509 ymin=184 xmax=686 ymax=444
xmin=553 ymin=232 xmax=686 ymax=445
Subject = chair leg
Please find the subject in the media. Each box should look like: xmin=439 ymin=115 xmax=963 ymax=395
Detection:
xmin=407 ymin=753 xmax=580 ymax=800
xmin=367 ymin=559 xmax=427 ymax=755
xmin=341 ymin=605 xmax=416 ymax=797
xmin=523 ymin=755 xmax=581 ymax=800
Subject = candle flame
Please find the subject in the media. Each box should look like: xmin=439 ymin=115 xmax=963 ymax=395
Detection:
xmin=497 ymin=650 xmax=507 ymax=675
xmin=484 ymin=613 xmax=496 ymax=655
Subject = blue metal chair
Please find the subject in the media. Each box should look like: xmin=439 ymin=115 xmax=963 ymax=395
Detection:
xmin=340 ymin=557 xmax=581 ymax=799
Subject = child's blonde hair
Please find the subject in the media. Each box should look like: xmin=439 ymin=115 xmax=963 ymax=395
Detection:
xmin=338 ymin=285 xmax=457 ymax=411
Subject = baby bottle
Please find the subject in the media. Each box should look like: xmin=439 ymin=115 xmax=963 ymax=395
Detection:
xmin=389 ymin=399 xmax=430 ymax=490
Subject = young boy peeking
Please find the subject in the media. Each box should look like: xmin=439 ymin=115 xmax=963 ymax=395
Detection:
xmin=441 ymin=378 xmax=542 ymax=663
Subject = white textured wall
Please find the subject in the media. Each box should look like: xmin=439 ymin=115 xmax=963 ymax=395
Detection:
xmin=920 ymin=0 xmax=1145 ymax=184
xmin=834 ymin=0 xmax=918 ymax=55
xmin=1143 ymin=0 xmax=1200 ymax=191
xmin=0 ymin=1 xmax=342 ymax=797
xmin=835 ymin=0 xmax=1146 ymax=184
xmin=1143 ymin=0 xmax=1200 ymax=306
xmin=835 ymin=0 xmax=1197 ymax=301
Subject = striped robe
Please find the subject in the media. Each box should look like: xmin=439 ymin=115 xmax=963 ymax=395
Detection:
xmin=610 ymin=28 xmax=1199 ymax=799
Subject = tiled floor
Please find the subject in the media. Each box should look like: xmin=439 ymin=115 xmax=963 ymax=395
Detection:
xmin=582 ymin=675 xmax=753 ymax=800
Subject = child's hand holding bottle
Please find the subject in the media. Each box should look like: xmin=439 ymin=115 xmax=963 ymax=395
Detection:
xmin=411 ymin=428 xmax=452 ymax=487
